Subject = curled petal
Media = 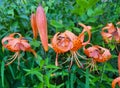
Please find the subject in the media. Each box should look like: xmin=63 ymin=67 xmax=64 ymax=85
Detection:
xmin=52 ymin=32 xmax=73 ymax=53
xmin=101 ymin=31 xmax=113 ymax=43
xmin=64 ymin=30 xmax=77 ymax=41
xmin=1 ymin=33 xmax=22 ymax=52
xmin=2 ymin=37 xmax=14 ymax=48
xmin=78 ymin=23 xmax=91 ymax=46
xmin=71 ymin=23 xmax=91 ymax=51
xmin=112 ymin=77 xmax=120 ymax=88
xmin=104 ymin=23 xmax=116 ymax=33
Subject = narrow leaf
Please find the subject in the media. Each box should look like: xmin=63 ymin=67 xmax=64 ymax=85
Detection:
xmin=1 ymin=60 xmax=5 ymax=87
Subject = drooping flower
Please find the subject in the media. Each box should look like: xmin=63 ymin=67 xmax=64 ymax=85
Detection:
xmin=51 ymin=31 xmax=74 ymax=66
xmin=51 ymin=23 xmax=91 ymax=69
xmin=30 ymin=5 xmax=48 ymax=51
xmin=101 ymin=23 xmax=120 ymax=43
xmin=83 ymin=45 xmax=111 ymax=71
xmin=1 ymin=33 xmax=36 ymax=68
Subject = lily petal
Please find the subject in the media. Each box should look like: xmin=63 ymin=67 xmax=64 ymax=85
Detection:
xmin=112 ymin=77 xmax=120 ymax=88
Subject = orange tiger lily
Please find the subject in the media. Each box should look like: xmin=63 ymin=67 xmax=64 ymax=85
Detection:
xmin=69 ymin=23 xmax=91 ymax=69
xmin=84 ymin=45 xmax=111 ymax=71
xmin=101 ymin=23 xmax=120 ymax=43
xmin=51 ymin=31 xmax=74 ymax=66
xmin=51 ymin=23 xmax=91 ymax=69
xmin=30 ymin=5 xmax=48 ymax=51
xmin=1 ymin=33 xmax=36 ymax=68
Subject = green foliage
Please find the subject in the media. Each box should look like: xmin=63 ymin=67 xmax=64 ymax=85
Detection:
xmin=0 ymin=0 xmax=120 ymax=88
xmin=73 ymin=0 xmax=99 ymax=16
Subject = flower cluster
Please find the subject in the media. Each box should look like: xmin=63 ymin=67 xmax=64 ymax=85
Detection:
xmin=2 ymin=5 xmax=117 ymax=87
xmin=49 ymin=23 xmax=111 ymax=70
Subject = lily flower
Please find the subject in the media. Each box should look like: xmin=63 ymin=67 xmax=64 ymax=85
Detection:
xmin=101 ymin=23 xmax=120 ymax=43
xmin=51 ymin=31 xmax=74 ymax=66
xmin=51 ymin=23 xmax=91 ymax=69
xmin=30 ymin=5 xmax=48 ymax=51
xmin=84 ymin=45 xmax=111 ymax=71
xmin=2 ymin=33 xmax=36 ymax=68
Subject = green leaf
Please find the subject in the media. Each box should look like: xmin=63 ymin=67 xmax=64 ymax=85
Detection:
xmin=7 ymin=9 xmax=14 ymax=16
xmin=19 ymin=15 xmax=29 ymax=20
xmin=73 ymin=27 xmax=81 ymax=33
xmin=56 ymin=83 xmax=64 ymax=88
xmin=87 ymin=17 xmax=97 ymax=23
xmin=8 ymin=65 xmax=15 ymax=79
xmin=50 ymin=20 xmax=64 ymax=29
xmin=44 ymin=6 xmax=49 ymax=13
xmin=24 ymin=68 xmax=43 ymax=82
xmin=87 ymin=8 xmax=93 ymax=16
xmin=70 ymin=73 xmax=74 ymax=88
xmin=46 ymin=65 xmax=60 ymax=69
xmin=30 ymin=40 xmax=40 ymax=48
xmin=37 ymin=83 xmax=44 ymax=88
xmin=73 ymin=0 xmax=99 ymax=16
xmin=1 ymin=60 xmax=5 ymax=87
xmin=85 ymin=69 xmax=89 ymax=88
xmin=44 ymin=75 xmax=50 ymax=87
xmin=39 ymin=60 xmax=45 ymax=69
